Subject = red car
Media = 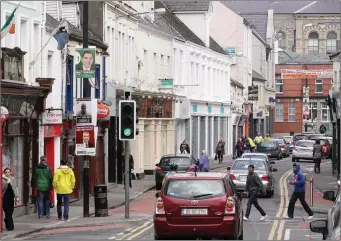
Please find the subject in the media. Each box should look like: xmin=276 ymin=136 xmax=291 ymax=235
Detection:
xmin=153 ymin=172 xmax=244 ymax=240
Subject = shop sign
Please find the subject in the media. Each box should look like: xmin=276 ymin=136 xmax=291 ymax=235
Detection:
xmin=44 ymin=126 xmax=62 ymax=138
xmin=208 ymin=106 xmax=212 ymax=113
xmin=248 ymin=85 xmax=258 ymax=101
xmin=282 ymin=73 xmax=317 ymax=79
xmin=42 ymin=110 xmax=62 ymax=125
xmin=159 ymin=78 xmax=173 ymax=89
xmin=75 ymin=125 xmax=98 ymax=156
xmin=220 ymin=106 xmax=224 ymax=114
xmin=1 ymin=106 xmax=9 ymax=122
xmin=224 ymin=47 xmax=236 ymax=55
xmin=97 ymin=100 xmax=110 ymax=119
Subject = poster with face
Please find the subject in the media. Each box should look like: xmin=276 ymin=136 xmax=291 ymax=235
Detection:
xmin=75 ymin=47 xmax=96 ymax=78
xmin=75 ymin=125 xmax=98 ymax=156
xmin=75 ymin=99 xmax=97 ymax=126
xmin=302 ymin=104 xmax=310 ymax=121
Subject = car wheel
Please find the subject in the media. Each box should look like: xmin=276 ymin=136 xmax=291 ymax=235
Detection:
xmin=266 ymin=190 xmax=273 ymax=198
xmin=156 ymin=182 xmax=162 ymax=190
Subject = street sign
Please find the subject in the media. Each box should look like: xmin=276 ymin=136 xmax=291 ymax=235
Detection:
xmin=159 ymin=78 xmax=173 ymax=89
xmin=224 ymin=47 xmax=236 ymax=55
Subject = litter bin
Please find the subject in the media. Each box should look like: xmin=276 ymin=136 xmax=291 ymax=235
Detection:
xmin=94 ymin=185 xmax=108 ymax=217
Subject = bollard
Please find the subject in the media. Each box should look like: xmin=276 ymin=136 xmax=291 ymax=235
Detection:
xmin=94 ymin=185 xmax=108 ymax=217
xmin=310 ymin=176 xmax=314 ymax=207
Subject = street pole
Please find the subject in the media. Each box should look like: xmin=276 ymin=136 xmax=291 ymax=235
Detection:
xmin=124 ymin=93 xmax=131 ymax=219
xmin=0 ymin=48 xmax=3 ymax=234
xmin=82 ymin=1 xmax=90 ymax=218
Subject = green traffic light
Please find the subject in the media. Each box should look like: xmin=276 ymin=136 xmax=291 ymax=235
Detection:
xmin=124 ymin=128 xmax=132 ymax=136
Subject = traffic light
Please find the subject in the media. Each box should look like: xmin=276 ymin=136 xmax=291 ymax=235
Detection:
xmin=119 ymin=100 xmax=137 ymax=140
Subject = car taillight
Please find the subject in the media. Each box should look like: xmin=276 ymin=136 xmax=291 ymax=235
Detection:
xmin=156 ymin=167 xmax=163 ymax=173
xmin=187 ymin=167 xmax=195 ymax=172
xmin=225 ymin=197 xmax=235 ymax=214
xmin=261 ymin=175 xmax=269 ymax=181
xmin=155 ymin=197 xmax=165 ymax=215
xmin=229 ymin=173 xmax=235 ymax=180
xmin=280 ymin=145 xmax=285 ymax=148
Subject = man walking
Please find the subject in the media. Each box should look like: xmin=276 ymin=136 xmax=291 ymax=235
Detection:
xmin=243 ymin=164 xmax=267 ymax=221
xmin=53 ymin=159 xmax=75 ymax=221
xmin=285 ymin=163 xmax=314 ymax=219
xmin=31 ymin=156 xmax=53 ymax=219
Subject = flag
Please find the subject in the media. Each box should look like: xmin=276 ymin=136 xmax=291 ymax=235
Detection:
xmin=53 ymin=19 xmax=70 ymax=50
xmin=0 ymin=4 xmax=20 ymax=39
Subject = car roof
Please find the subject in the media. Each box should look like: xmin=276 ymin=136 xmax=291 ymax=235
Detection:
xmin=166 ymin=172 xmax=228 ymax=180
xmin=161 ymin=154 xmax=191 ymax=158
xmin=242 ymin=153 xmax=267 ymax=156
xmin=271 ymin=139 xmax=283 ymax=141
xmin=296 ymin=140 xmax=315 ymax=143
xmin=234 ymin=158 xmax=266 ymax=162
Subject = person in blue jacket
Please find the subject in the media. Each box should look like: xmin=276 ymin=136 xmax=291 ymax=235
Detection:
xmin=285 ymin=163 xmax=314 ymax=219
xmin=199 ymin=150 xmax=210 ymax=172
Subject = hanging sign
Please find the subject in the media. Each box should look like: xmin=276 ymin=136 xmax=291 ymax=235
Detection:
xmin=1 ymin=106 xmax=9 ymax=122
xmin=97 ymin=100 xmax=110 ymax=119
xmin=42 ymin=109 xmax=63 ymax=125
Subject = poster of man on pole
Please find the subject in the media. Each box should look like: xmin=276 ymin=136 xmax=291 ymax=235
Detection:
xmin=75 ymin=99 xmax=97 ymax=126
xmin=75 ymin=125 xmax=98 ymax=156
xmin=75 ymin=47 xmax=96 ymax=78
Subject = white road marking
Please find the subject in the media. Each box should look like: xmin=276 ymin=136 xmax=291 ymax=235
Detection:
xmin=284 ymin=229 xmax=290 ymax=240
xmin=108 ymin=237 xmax=116 ymax=240
xmin=117 ymin=233 xmax=124 ymax=236
xmin=126 ymin=228 xmax=132 ymax=231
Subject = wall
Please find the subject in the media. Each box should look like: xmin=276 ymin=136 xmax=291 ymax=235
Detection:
xmin=274 ymin=14 xmax=296 ymax=52
xmin=332 ymin=59 xmax=340 ymax=90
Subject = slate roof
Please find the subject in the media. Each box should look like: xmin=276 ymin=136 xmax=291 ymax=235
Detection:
xmin=45 ymin=14 xmax=108 ymax=50
xmin=252 ymin=70 xmax=266 ymax=82
xmin=162 ymin=1 xmax=210 ymax=12
xmin=279 ymin=53 xmax=332 ymax=65
xmin=221 ymin=0 xmax=340 ymax=14
xmin=240 ymin=14 xmax=268 ymax=40
xmin=231 ymin=77 xmax=244 ymax=89
xmin=278 ymin=50 xmax=301 ymax=63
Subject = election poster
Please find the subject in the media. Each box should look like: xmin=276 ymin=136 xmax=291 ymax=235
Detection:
xmin=75 ymin=125 xmax=98 ymax=156
xmin=75 ymin=99 xmax=97 ymax=126
xmin=75 ymin=47 xmax=96 ymax=78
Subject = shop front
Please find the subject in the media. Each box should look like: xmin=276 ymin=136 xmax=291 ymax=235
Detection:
xmin=1 ymin=79 xmax=53 ymax=216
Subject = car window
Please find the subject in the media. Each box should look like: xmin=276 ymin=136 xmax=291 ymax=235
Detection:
xmin=160 ymin=157 xmax=191 ymax=166
xmin=260 ymin=141 xmax=277 ymax=147
xmin=165 ymin=179 xmax=225 ymax=199
xmin=228 ymin=179 xmax=237 ymax=195
xmin=232 ymin=160 xmax=266 ymax=170
xmin=296 ymin=141 xmax=314 ymax=147
xmin=272 ymin=139 xmax=284 ymax=144
xmin=242 ymin=155 xmax=266 ymax=161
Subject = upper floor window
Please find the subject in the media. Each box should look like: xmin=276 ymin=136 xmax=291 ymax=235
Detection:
xmin=288 ymin=102 xmax=296 ymax=122
xmin=276 ymin=79 xmax=283 ymax=93
xmin=1 ymin=47 xmax=26 ymax=82
xmin=326 ymin=31 xmax=338 ymax=54
xmin=275 ymin=103 xmax=284 ymax=122
xmin=310 ymin=102 xmax=318 ymax=121
xmin=321 ymin=103 xmax=330 ymax=122
xmin=315 ymin=79 xmax=323 ymax=93
xmin=277 ymin=32 xmax=286 ymax=50
xmin=308 ymin=32 xmax=319 ymax=55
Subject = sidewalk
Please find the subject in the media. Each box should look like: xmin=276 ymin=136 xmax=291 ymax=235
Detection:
xmin=210 ymin=154 xmax=233 ymax=170
xmin=0 ymin=176 xmax=155 ymax=240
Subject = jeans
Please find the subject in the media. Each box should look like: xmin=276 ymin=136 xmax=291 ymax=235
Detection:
xmin=37 ymin=191 xmax=50 ymax=218
xmin=287 ymin=192 xmax=313 ymax=218
xmin=314 ymin=159 xmax=321 ymax=173
xmin=245 ymin=191 xmax=266 ymax=218
xmin=57 ymin=194 xmax=70 ymax=220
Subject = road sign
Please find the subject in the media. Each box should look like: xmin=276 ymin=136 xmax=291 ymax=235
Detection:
xmin=224 ymin=47 xmax=236 ymax=55
xmin=159 ymin=79 xmax=173 ymax=89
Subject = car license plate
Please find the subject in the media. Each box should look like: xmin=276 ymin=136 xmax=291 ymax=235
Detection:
xmin=239 ymin=175 xmax=247 ymax=181
xmin=181 ymin=209 xmax=208 ymax=215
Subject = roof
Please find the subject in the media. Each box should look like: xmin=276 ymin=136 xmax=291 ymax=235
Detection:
xmin=162 ymin=0 xmax=210 ymax=12
xmin=242 ymin=153 xmax=268 ymax=156
xmin=240 ymin=14 xmax=268 ymax=40
xmin=166 ymin=172 xmax=227 ymax=180
xmin=156 ymin=1 xmax=227 ymax=55
xmin=161 ymin=154 xmax=191 ymax=158
xmin=252 ymin=70 xmax=267 ymax=82
xmin=221 ymin=0 xmax=340 ymax=14
xmin=45 ymin=14 xmax=108 ymax=50
xmin=329 ymin=51 xmax=340 ymax=59
xmin=235 ymin=158 xmax=266 ymax=161
xmin=231 ymin=78 xmax=244 ymax=89
xmin=279 ymin=53 xmax=332 ymax=65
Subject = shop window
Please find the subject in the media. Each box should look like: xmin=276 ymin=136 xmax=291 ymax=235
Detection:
xmin=288 ymin=102 xmax=296 ymax=122
xmin=66 ymin=55 xmax=74 ymax=113
xmin=95 ymin=64 xmax=100 ymax=99
xmin=1 ymin=47 xmax=26 ymax=82
xmin=276 ymin=78 xmax=283 ymax=93
xmin=275 ymin=103 xmax=284 ymax=122
xmin=315 ymin=79 xmax=323 ymax=93
xmin=310 ymin=102 xmax=318 ymax=121
xmin=321 ymin=102 xmax=330 ymax=122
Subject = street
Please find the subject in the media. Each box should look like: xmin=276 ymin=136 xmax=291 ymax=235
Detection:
xmin=13 ymin=156 xmax=334 ymax=240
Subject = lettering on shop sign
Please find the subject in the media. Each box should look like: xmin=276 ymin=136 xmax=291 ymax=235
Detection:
xmin=42 ymin=110 xmax=63 ymax=125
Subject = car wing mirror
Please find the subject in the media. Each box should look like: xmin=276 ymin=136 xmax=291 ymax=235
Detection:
xmin=310 ymin=220 xmax=328 ymax=234
xmin=226 ymin=166 xmax=231 ymax=171
xmin=155 ymin=192 xmax=161 ymax=198
xmin=323 ymin=191 xmax=336 ymax=201
xmin=272 ymin=168 xmax=278 ymax=172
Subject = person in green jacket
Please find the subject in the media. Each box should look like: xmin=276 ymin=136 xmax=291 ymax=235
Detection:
xmin=31 ymin=156 xmax=53 ymax=219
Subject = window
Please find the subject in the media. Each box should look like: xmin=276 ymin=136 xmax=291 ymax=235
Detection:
xmin=102 ymin=57 xmax=106 ymax=100
xmin=326 ymin=31 xmax=337 ymax=54
xmin=275 ymin=103 xmax=284 ymax=122
xmin=276 ymin=79 xmax=283 ymax=93
xmin=310 ymin=102 xmax=318 ymax=121
xmin=277 ymin=32 xmax=286 ymax=49
xmin=47 ymin=52 xmax=53 ymax=77
xmin=315 ymin=79 xmax=323 ymax=93
xmin=20 ymin=19 xmax=28 ymax=51
xmin=321 ymin=102 xmax=330 ymax=122
xmin=308 ymin=32 xmax=319 ymax=55
xmin=288 ymin=102 xmax=296 ymax=122
xmin=1 ymin=48 xmax=25 ymax=81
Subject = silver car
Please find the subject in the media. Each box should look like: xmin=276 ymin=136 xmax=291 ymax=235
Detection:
xmin=241 ymin=153 xmax=271 ymax=166
xmin=227 ymin=158 xmax=277 ymax=198
xmin=292 ymin=140 xmax=315 ymax=163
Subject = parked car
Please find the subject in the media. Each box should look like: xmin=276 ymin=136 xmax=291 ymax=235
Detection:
xmin=226 ymin=158 xmax=277 ymax=198
xmin=282 ymin=136 xmax=294 ymax=153
xmin=154 ymin=172 xmax=244 ymax=240
xmin=271 ymin=138 xmax=290 ymax=157
xmin=257 ymin=140 xmax=282 ymax=160
xmin=310 ymin=181 xmax=340 ymax=240
xmin=155 ymin=154 xmax=198 ymax=190
xmin=310 ymin=137 xmax=333 ymax=159
xmin=292 ymin=140 xmax=315 ymax=163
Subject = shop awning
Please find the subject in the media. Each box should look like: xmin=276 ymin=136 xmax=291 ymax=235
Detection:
xmin=238 ymin=115 xmax=248 ymax=127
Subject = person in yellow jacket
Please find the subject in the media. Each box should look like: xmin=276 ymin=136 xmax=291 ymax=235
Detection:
xmin=248 ymin=137 xmax=256 ymax=152
xmin=53 ymin=159 xmax=75 ymax=221
xmin=264 ymin=133 xmax=271 ymax=141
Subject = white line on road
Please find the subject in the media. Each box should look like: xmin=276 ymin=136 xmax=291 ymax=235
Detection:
xmin=284 ymin=229 xmax=290 ymax=240
xmin=108 ymin=237 xmax=116 ymax=240
xmin=117 ymin=233 xmax=124 ymax=236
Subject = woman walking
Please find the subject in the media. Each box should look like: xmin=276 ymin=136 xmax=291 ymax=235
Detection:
xmin=236 ymin=138 xmax=244 ymax=158
xmin=2 ymin=168 xmax=20 ymax=231
xmin=313 ymin=139 xmax=322 ymax=174
xmin=215 ymin=138 xmax=225 ymax=164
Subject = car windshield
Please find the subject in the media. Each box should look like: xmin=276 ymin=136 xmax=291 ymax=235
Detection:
xmin=165 ymin=180 xmax=225 ymax=199
xmin=260 ymin=141 xmax=276 ymax=147
xmin=242 ymin=155 xmax=267 ymax=161
xmin=232 ymin=160 xmax=266 ymax=170
xmin=160 ymin=157 xmax=191 ymax=166
xmin=272 ymin=139 xmax=284 ymax=144
xmin=282 ymin=137 xmax=293 ymax=143
xmin=296 ymin=141 xmax=314 ymax=147
xmin=295 ymin=135 xmax=308 ymax=141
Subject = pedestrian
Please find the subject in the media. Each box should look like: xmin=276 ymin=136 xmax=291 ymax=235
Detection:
xmin=215 ymin=138 xmax=225 ymax=164
xmin=285 ymin=163 xmax=314 ymax=219
xmin=2 ymin=168 xmax=20 ymax=231
xmin=235 ymin=138 xmax=244 ymax=158
xmin=243 ymin=165 xmax=267 ymax=221
xmin=254 ymin=132 xmax=264 ymax=151
xmin=31 ymin=156 xmax=53 ymax=219
xmin=264 ymin=133 xmax=271 ymax=141
xmin=313 ymin=140 xmax=323 ymax=174
xmin=53 ymin=159 xmax=75 ymax=222
xmin=199 ymin=150 xmax=210 ymax=172
xmin=122 ymin=150 xmax=134 ymax=188
xmin=180 ymin=140 xmax=190 ymax=154
xmin=244 ymin=136 xmax=256 ymax=153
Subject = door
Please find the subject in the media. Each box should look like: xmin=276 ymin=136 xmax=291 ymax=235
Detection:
xmin=199 ymin=117 xmax=206 ymax=155
xmin=208 ymin=117 xmax=212 ymax=156
xmin=44 ymin=138 xmax=55 ymax=203
xmin=192 ymin=117 xmax=199 ymax=159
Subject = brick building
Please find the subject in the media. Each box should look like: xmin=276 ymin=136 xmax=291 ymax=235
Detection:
xmin=274 ymin=52 xmax=333 ymax=136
